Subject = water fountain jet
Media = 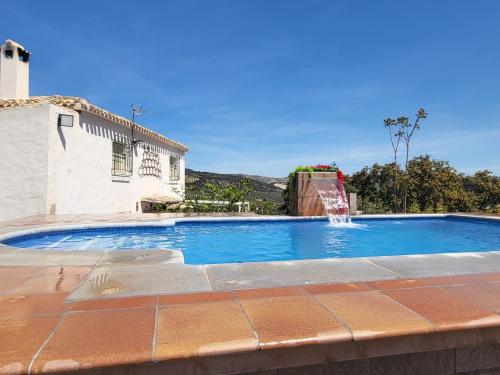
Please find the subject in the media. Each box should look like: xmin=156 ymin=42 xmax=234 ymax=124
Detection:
xmin=310 ymin=176 xmax=351 ymax=224
xmin=287 ymin=167 xmax=355 ymax=223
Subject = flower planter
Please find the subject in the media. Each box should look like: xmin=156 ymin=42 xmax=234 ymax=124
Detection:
xmin=288 ymin=172 xmax=339 ymax=216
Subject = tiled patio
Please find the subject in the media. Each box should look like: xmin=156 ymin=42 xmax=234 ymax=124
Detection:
xmin=2 ymin=265 xmax=500 ymax=374
xmin=1 ymin=213 xmax=500 ymax=374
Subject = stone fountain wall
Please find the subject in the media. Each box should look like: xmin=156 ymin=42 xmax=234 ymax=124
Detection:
xmin=288 ymin=172 xmax=337 ymax=216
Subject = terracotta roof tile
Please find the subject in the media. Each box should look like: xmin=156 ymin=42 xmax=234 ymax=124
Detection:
xmin=0 ymin=95 xmax=188 ymax=152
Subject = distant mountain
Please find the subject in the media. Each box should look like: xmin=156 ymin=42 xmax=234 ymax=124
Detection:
xmin=185 ymin=168 xmax=288 ymax=203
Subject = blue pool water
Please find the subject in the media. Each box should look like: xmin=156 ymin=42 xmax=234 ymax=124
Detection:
xmin=3 ymin=217 xmax=499 ymax=264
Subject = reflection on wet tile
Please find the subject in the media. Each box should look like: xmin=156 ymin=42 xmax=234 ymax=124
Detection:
xmin=37 ymin=266 xmax=92 ymax=278
xmin=69 ymin=264 xmax=212 ymax=300
xmin=10 ymin=274 xmax=85 ymax=294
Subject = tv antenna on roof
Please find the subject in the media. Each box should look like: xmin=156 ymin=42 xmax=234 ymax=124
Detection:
xmin=129 ymin=104 xmax=155 ymax=146
xmin=131 ymin=103 xmax=143 ymax=120
xmin=127 ymin=103 xmax=156 ymax=174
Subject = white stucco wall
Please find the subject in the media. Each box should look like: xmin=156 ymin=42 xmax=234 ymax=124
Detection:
xmin=46 ymin=105 xmax=186 ymax=215
xmin=0 ymin=40 xmax=30 ymax=99
xmin=0 ymin=103 xmax=186 ymax=221
xmin=0 ymin=104 xmax=50 ymax=221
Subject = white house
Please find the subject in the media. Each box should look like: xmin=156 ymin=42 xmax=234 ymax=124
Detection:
xmin=0 ymin=39 xmax=188 ymax=222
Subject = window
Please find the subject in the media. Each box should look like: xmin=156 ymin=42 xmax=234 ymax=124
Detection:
xmin=169 ymin=155 xmax=180 ymax=181
xmin=112 ymin=141 xmax=131 ymax=179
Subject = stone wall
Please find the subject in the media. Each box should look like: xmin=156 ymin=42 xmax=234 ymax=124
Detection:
xmin=288 ymin=172 xmax=336 ymax=216
xmin=242 ymin=344 xmax=500 ymax=375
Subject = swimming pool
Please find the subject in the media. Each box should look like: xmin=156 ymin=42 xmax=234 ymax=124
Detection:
xmin=3 ymin=216 xmax=499 ymax=264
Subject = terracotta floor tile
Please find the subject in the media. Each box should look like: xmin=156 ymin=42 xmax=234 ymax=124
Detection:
xmin=305 ymin=282 xmax=372 ymax=294
xmin=37 ymin=266 xmax=92 ymax=278
xmin=0 ymin=267 xmax=44 ymax=278
xmin=316 ymin=291 xmax=434 ymax=340
xmin=158 ymin=291 xmax=234 ymax=306
xmin=445 ymin=283 xmax=500 ymax=313
xmin=240 ymin=295 xmax=351 ymax=349
xmin=0 ymin=275 xmax=33 ymax=294
xmin=384 ymin=287 xmax=500 ymax=331
xmin=0 ymin=316 xmax=60 ymax=374
xmin=235 ymin=286 xmax=308 ymax=300
xmin=0 ymin=293 xmax=72 ymax=318
xmin=71 ymin=296 xmax=157 ymax=311
xmin=473 ymin=272 xmax=500 ymax=283
xmin=10 ymin=274 xmax=85 ymax=295
xmin=420 ymin=274 xmax=480 ymax=286
xmin=368 ymin=278 xmax=433 ymax=290
xmin=155 ymin=300 xmax=258 ymax=360
xmin=32 ymin=308 xmax=155 ymax=373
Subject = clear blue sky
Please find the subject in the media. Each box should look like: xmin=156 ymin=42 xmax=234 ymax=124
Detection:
xmin=2 ymin=1 xmax=500 ymax=176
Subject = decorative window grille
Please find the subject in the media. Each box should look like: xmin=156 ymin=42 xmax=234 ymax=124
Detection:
xmin=169 ymin=155 xmax=180 ymax=181
xmin=112 ymin=141 xmax=132 ymax=180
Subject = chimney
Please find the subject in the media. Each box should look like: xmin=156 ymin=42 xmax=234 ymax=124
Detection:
xmin=0 ymin=39 xmax=30 ymax=99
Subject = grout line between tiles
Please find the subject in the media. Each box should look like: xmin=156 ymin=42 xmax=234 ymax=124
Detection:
xmin=234 ymin=294 xmax=262 ymax=350
xmin=5 ymin=272 xmax=43 ymax=295
xmin=371 ymin=283 xmax=459 ymax=292
xmin=308 ymin=293 xmax=354 ymax=339
xmin=202 ymin=265 xmax=215 ymax=291
xmin=27 ymin=313 xmax=67 ymax=374
xmin=0 ymin=311 xmax=68 ymax=320
xmin=157 ymin=297 xmax=235 ymax=307
xmin=151 ymin=296 xmax=159 ymax=363
xmin=93 ymin=250 xmax=108 ymax=267
xmin=69 ymin=305 xmax=154 ymax=314
xmin=378 ymin=290 xmax=438 ymax=330
xmin=363 ymin=259 xmax=405 ymax=278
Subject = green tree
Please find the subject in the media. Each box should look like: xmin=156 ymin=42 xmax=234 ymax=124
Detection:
xmin=204 ymin=182 xmax=223 ymax=212
xmin=347 ymin=156 xmax=498 ymax=214
xmin=464 ymin=171 xmax=500 ymax=212
xmin=221 ymin=178 xmax=254 ymax=212
xmin=350 ymin=163 xmax=402 ymax=213
xmin=406 ymin=155 xmax=473 ymax=212
xmin=401 ymin=108 xmax=428 ymax=212
xmin=383 ymin=117 xmax=404 ymax=211
xmin=252 ymin=199 xmax=277 ymax=215
xmin=383 ymin=108 xmax=428 ymax=212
